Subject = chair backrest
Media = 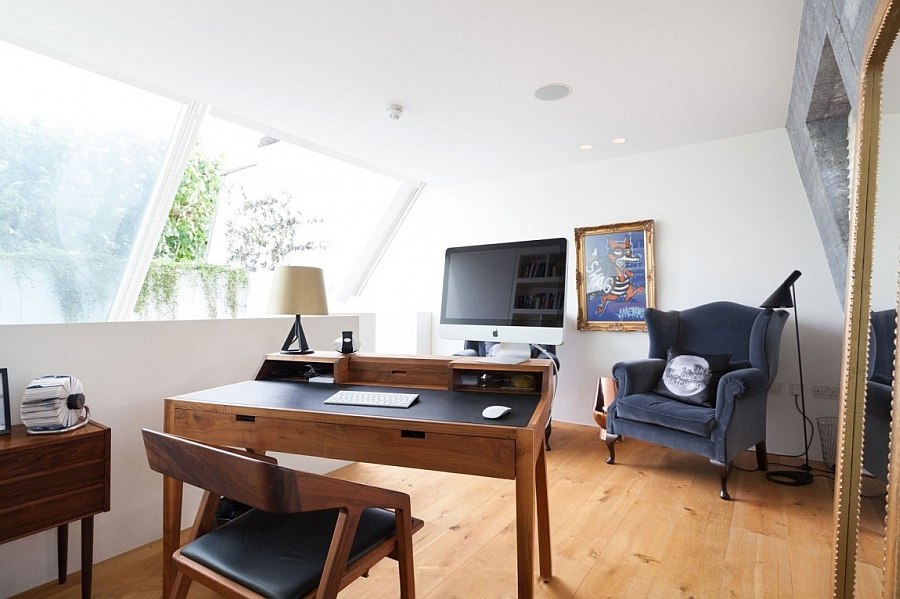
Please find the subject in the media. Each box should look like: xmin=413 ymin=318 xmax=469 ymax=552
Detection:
xmin=646 ymin=301 xmax=788 ymax=381
xmin=144 ymin=429 xmax=301 ymax=513
xmin=142 ymin=429 xmax=409 ymax=515
xmin=869 ymin=309 xmax=897 ymax=384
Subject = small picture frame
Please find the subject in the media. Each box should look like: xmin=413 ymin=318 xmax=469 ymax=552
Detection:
xmin=575 ymin=219 xmax=656 ymax=331
xmin=0 ymin=368 xmax=10 ymax=435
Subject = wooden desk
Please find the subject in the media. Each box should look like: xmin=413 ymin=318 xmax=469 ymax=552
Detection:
xmin=0 ymin=422 xmax=111 ymax=599
xmin=163 ymin=352 xmax=553 ymax=598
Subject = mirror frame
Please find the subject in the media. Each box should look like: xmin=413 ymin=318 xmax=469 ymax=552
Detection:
xmin=835 ymin=0 xmax=900 ymax=596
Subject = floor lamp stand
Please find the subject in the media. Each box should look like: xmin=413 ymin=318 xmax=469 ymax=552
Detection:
xmin=766 ymin=280 xmax=814 ymax=487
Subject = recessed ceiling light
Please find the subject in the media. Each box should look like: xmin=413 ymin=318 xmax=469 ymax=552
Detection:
xmin=579 ymin=144 xmax=593 ymax=150
xmin=534 ymin=84 xmax=572 ymax=101
xmin=612 ymin=137 xmax=627 ymax=144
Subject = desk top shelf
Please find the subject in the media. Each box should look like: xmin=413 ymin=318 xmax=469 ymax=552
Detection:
xmin=254 ymin=352 xmax=553 ymax=396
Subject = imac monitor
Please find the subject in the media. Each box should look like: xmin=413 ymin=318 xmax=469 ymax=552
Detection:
xmin=439 ymin=237 xmax=567 ymax=364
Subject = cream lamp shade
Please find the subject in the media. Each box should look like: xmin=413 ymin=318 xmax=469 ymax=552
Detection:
xmin=268 ymin=266 xmax=328 ymax=354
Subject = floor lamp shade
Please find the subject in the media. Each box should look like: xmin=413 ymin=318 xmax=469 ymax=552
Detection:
xmin=760 ymin=270 xmax=801 ymax=309
xmin=268 ymin=266 xmax=328 ymax=354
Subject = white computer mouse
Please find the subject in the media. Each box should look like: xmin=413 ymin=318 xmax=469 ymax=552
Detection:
xmin=482 ymin=405 xmax=512 ymax=419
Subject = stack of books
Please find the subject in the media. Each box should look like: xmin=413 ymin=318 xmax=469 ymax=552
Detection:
xmin=21 ymin=375 xmax=86 ymax=430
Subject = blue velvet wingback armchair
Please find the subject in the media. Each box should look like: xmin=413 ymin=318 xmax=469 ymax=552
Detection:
xmin=606 ymin=301 xmax=788 ymax=499
xmin=864 ymin=309 xmax=896 ymax=482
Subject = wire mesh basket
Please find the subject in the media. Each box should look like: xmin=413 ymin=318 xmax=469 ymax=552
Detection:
xmin=817 ymin=416 xmax=838 ymax=471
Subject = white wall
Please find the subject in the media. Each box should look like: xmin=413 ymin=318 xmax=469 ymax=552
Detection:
xmin=363 ymin=128 xmax=846 ymax=460
xmin=0 ymin=314 xmax=372 ymax=597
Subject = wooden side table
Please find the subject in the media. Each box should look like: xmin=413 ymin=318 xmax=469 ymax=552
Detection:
xmin=0 ymin=422 xmax=111 ymax=598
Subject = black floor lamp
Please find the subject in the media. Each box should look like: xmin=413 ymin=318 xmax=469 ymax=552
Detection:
xmin=761 ymin=270 xmax=813 ymax=486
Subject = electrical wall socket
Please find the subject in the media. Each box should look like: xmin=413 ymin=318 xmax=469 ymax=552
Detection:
xmin=789 ymin=383 xmax=802 ymax=396
xmin=812 ymin=385 xmax=840 ymax=400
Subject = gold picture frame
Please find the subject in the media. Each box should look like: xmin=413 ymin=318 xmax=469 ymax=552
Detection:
xmin=574 ymin=219 xmax=655 ymax=331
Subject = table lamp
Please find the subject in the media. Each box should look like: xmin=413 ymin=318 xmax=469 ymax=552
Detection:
xmin=267 ymin=266 xmax=328 ymax=354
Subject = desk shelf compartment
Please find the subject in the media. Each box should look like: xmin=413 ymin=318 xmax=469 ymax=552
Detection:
xmin=449 ymin=360 xmax=549 ymax=395
xmin=256 ymin=352 xmax=349 ymax=383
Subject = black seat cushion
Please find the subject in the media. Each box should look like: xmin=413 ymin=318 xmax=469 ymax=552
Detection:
xmin=615 ymin=392 xmax=716 ymax=437
xmin=181 ymin=507 xmax=399 ymax=599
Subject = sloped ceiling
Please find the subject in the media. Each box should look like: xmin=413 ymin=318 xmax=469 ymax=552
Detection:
xmin=0 ymin=1 xmax=803 ymax=185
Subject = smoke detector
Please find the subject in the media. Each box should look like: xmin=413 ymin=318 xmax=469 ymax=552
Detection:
xmin=385 ymin=104 xmax=404 ymax=120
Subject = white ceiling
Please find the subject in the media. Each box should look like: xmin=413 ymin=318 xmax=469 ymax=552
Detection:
xmin=0 ymin=1 xmax=804 ymax=186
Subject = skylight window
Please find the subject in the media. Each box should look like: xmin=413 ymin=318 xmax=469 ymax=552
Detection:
xmin=0 ymin=40 xmax=186 ymax=324
xmin=0 ymin=41 xmax=419 ymax=324
xmin=132 ymin=113 xmax=418 ymax=320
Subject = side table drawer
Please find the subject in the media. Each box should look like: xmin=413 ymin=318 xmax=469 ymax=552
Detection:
xmin=0 ymin=434 xmax=107 ymax=480
xmin=0 ymin=484 xmax=107 ymax=544
xmin=0 ymin=460 xmax=108 ymax=511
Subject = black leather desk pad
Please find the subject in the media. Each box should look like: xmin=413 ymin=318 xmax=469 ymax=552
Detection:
xmin=179 ymin=380 xmax=541 ymax=428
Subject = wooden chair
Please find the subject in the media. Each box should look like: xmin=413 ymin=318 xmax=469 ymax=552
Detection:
xmin=142 ymin=429 xmax=423 ymax=599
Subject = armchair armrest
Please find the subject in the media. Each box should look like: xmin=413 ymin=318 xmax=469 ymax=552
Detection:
xmin=718 ymin=367 xmax=769 ymax=400
xmin=612 ymin=359 xmax=666 ymax=396
xmin=714 ymin=367 xmax=770 ymax=426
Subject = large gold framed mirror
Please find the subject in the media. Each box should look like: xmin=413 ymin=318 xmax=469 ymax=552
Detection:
xmin=835 ymin=0 xmax=900 ymax=596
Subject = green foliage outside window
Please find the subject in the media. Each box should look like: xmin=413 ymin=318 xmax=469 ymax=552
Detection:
xmin=154 ymin=152 xmax=221 ymax=261
xmin=135 ymin=147 xmax=248 ymax=319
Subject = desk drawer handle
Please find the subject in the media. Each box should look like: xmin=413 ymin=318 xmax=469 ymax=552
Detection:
xmin=235 ymin=415 xmax=256 ymax=423
xmin=401 ymin=430 xmax=425 ymax=439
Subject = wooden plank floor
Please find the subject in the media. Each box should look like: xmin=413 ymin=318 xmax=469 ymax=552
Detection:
xmin=13 ymin=422 xmax=886 ymax=599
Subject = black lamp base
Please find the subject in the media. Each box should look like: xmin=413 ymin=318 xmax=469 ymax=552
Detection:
xmin=766 ymin=468 xmax=813 ymax=486
xmin=279 ymin=315 xmax=313 ymax=354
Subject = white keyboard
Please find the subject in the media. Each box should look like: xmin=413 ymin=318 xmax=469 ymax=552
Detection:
xmin=323 ymin=390 xmax=419 ymax=408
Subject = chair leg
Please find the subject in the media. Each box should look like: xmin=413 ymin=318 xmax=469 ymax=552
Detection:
xmin=394 ymin=510 xmax=417 ymax=599
xmin=605 ymin=433 xmax=618 ymax=464
xmin=544 ymin=420 xmax=552 ymax=451
xmin=168 ymin=571 xmax=191 ymax=599
xmin=711 ymin=460 xmax=734 ymax=500
xmin=755 ymin=441 xmax=768 ymax=471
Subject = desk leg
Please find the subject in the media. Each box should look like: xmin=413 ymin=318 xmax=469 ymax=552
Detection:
xmin=163 ymin=475 xmax=183 ymax=596
xmin=81 ymin=516 xmax=94 ymax=599
xmin=57 ymin=524 xmax=68 ymax=584
xmin=535 ymin=443 xmax=552 ymax=581
xmin=515 ymin=443 xmax=536 ymax=598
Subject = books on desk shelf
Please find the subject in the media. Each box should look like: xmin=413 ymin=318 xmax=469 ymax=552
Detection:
xmin=21 ymin=375 xmax=89 ymax=432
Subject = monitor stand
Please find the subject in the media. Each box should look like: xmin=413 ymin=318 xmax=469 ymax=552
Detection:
xmin=477 ymin=342 xmax=531 ymax=365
